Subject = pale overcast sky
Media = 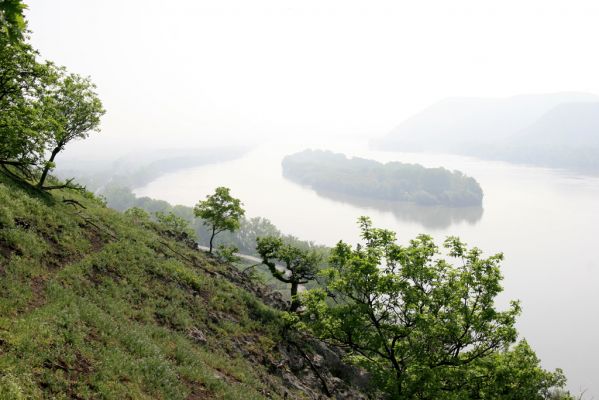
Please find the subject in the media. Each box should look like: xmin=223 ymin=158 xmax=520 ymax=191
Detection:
xmin=25 ymin=0 xmax=599 ymax=154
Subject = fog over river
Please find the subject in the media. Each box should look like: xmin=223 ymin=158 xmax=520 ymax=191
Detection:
xmin=135 ymin=139 xmax=599 ymax=397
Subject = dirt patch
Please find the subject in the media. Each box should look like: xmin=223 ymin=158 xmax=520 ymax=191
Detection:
xmin=39 ymin=223 xmax=108 ymax=272
xmin=26 ymin=275 xmax=47 ymax=310
xmin=0 ymin=238 xmax=17 ymax=264
xmin=0 ymin=240 xmax=12 ymax=274
xmin=184 ymin=380 xmax=215 ymax=400
xmin=86 ymin=229 xmax=105 ymax=253
xmin=13 ymin=217 xmax=32 ymax=230
xmin=42 ymin=351 xmax=94 ymax=399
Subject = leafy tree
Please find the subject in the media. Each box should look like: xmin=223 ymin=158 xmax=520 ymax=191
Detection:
xmin=36 ymin=67 xmax=105 ymax=188
xmin=0 ymin=0 xmax=28 ymax=43
xmin=193 ymin=186 xmax=244 ymax=253
xmin=0 ymin=42 xmax=50 ymax=172
xmin=155 ymin=211 xmax=196 ymax=241
xmin=124 ymin=207 xmax=150 ymax=224
xmin=301 ymin=217 xmax=568 ymax=398
xmin=256 ymin=236 xmax=322 ymax=312
xmin=472 ymin=340 xmax=572 ymax=399
xmin=0 ymin=38 xmax=104 ymax=190
xmin=215 ymin=244 xmax=241 ymax=264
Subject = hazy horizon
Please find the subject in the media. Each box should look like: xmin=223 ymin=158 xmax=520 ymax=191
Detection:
xmin=26 ymin=0 xmax=599 ymax=157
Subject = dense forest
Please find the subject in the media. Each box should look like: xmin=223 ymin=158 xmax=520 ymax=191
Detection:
xmin=282 ymin=149 xmax=484 ymax=206
xmin=0 ymin=1 xmax=579 ymax=398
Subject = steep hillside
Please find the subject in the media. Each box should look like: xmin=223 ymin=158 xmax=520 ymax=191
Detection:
xmin=0 ymin=174 xmax=367 ymax=400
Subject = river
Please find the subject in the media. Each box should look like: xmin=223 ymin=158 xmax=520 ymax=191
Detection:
xmin=135 ymin=139 xmax=599 ymax=397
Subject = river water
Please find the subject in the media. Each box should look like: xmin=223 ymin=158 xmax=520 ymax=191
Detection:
xmin=135 ymin=139 xmax=599 ymax=397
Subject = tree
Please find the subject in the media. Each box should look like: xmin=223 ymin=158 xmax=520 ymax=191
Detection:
xmin=0 ymin=1 xmax=104 ymax=188
xmin=473 ymin=340 xmax=572 ymax=400
xmin=0 ymin=0 xmax=28 ymax=43
xmin=155 ymin=211 xmax=197 ymax=241
xmin=1 ymin=1 xmax=54 ymax=176
xmin=0 ymin=42 xmax=50 ymax=173
xmin=256 ymin=236 xmax=322 ymax=312
xmin=301 ymin=217 xmax=569 ymax=398
xmin=36 ymin=67 xmax=105 ymax=188
xmin=193 ymin=186 xmax=244 ymax=253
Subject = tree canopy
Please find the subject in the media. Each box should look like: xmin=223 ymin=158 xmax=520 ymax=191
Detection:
xmin=301 ymin=217 xmax=570 ymax=399
xmin=194 ymin=187 xmax=245 ymax=253
xmin=0 ymin=0 xmax=28 ymax=43
xmin=0 ymin=1 xmax=104 ymax=190
xmin=256 ymin=236 xmax=322 ymax=311
xmin=36 ymin=67 xmax=105 ymax=188
xmin=282 ymin=149 xmax=484 ymax=207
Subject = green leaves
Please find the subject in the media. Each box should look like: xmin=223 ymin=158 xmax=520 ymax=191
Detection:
xmin=1 ymin=2 xmax=105 ymax=188
xmin=35 ymin=66 xmax=105 ymax=188
xmin=302 ymin=217 xmax=569 ymax=399
xmin=256 ymin=236 xmax=323 ymax=311
xmin=194 ymin=187 xmax=244 ymax=252
xmin=0 ymin=0 xmax=28 ymax=43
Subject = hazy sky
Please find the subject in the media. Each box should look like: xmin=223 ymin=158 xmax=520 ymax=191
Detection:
xmin=25 ymin=0 xmax=599 ymax=155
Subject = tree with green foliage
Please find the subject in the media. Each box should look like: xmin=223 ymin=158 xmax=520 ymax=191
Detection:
xmin=36 ymin=67 xmax=104 ymax=189
xmin=0 ymin=0 xmax=28 ymax=43
xmin=124 ymin=206 xmax=150 ymax=224
xmin=1 ymin=2 xmax=104 ymax=189
xmin=0 ymin=43 xmax=50 ymax=173
xmin=193 ymin=186 xmax=244 ymax=254
xmin=215 ymin=244 xmax=241 ymax=264
xmin=301 ymin=216 xmax=570 ymax=399
xmin=155 ymin=211 xmax=197 ymax=241
xmin=473 ymin=340 xmax=571 ymax=399
xmin=256 ymin=236 xmax=322 ymax=312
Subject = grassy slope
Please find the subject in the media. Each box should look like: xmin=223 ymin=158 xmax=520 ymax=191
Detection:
xmin=0 ymin=174 xmax=332 ymax=400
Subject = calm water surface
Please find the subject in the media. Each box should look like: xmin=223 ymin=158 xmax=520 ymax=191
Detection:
xmin=135 ymin=139 xmax=599 ymax=397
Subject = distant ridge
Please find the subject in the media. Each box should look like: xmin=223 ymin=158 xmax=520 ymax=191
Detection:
xmin=373 ymin=92 xmax=599 ymax=172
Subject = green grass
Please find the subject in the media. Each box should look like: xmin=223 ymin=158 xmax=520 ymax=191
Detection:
xmin=0 ymin=173 xmax=306 ymax=399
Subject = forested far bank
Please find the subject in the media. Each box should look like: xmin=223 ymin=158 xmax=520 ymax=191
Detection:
xmin=282 ymin=149 xmax=484 ymax=207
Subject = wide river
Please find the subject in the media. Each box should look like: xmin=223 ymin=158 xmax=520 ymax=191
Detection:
xmin=135 ymin=139 xmax=599 ymax=397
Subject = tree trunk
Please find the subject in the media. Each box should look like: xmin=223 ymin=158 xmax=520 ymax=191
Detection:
xmin=37 ymin=146 xmax=61 ymax=189
xmin=208 ymin=225 xmax=215 ymax=254
xmin=289 ymin=282 xmax=300 ymax=312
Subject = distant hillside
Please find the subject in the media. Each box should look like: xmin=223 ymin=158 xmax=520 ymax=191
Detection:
xmin=373 ymin=93 xmax=599 ymax=172
xmin=282 ymin=149 xmax=483 ymax=207
xmin=55 ymin=145 xmax=250 ymax=191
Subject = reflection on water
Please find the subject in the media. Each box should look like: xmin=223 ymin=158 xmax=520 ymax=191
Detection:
xmin=299 ymin=186 xmax=484 ymax=229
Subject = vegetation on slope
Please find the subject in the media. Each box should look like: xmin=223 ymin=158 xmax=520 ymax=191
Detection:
xmin=0 ymin=173 xmax=364 ymax=399
xmin=101 ymin=184 xmax=329 ymax=261
xmin=282 ymin=150 xmax=483 ymax=207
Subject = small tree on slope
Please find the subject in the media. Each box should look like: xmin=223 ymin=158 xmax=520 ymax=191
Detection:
xmin=256 ymin=236 xmax=322 ymax=312
xmin=194 ymin=187 xmax=244 ymax=253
